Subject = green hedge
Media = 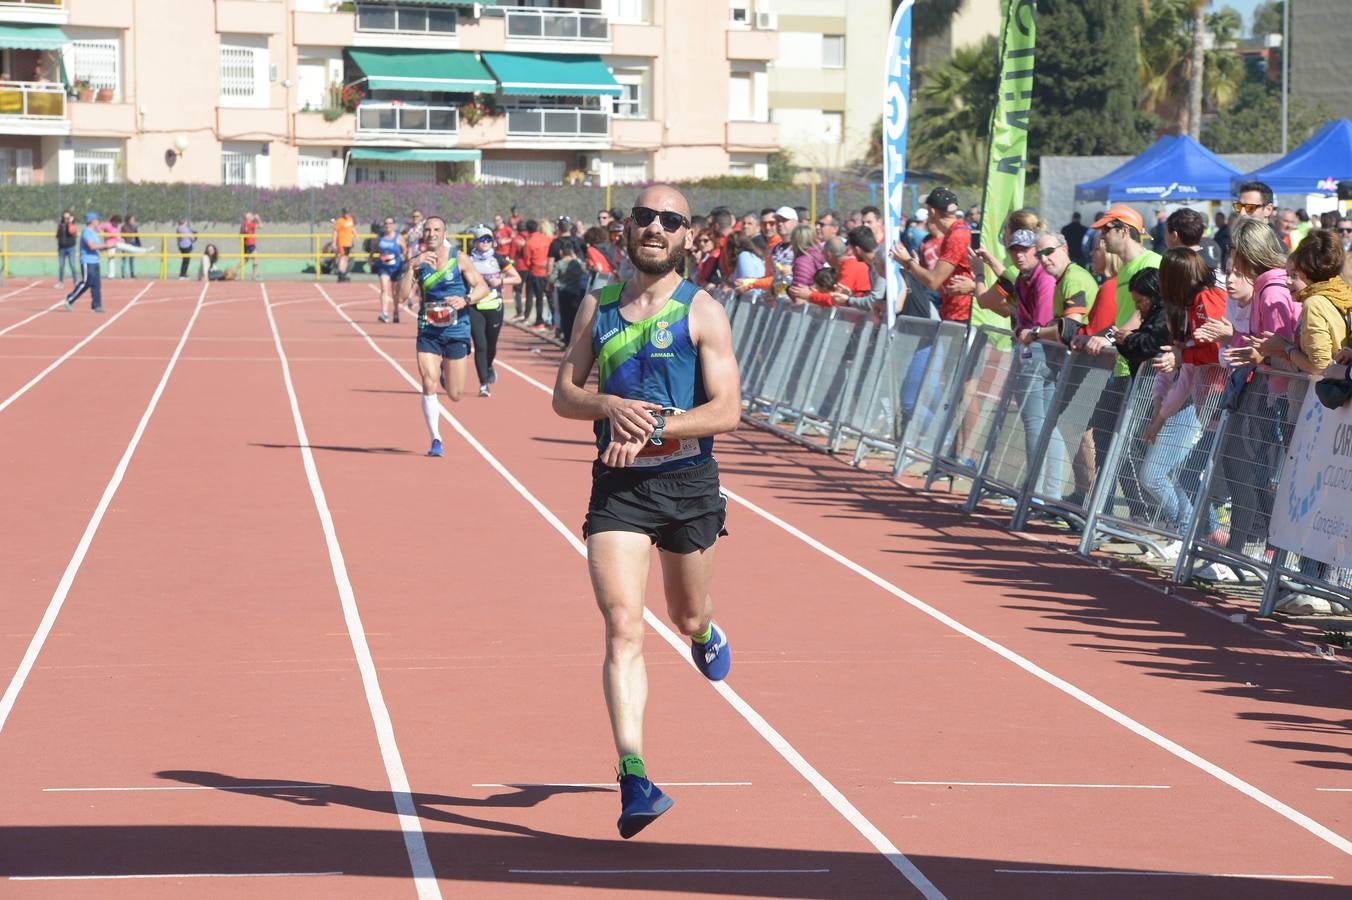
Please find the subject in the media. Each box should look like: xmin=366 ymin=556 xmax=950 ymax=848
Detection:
xmin=1 ymin=180 xmax=885 ymax=227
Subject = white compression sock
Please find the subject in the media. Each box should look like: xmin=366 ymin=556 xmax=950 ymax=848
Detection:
xmin=422 ymin=394 xmax=441 ymax=441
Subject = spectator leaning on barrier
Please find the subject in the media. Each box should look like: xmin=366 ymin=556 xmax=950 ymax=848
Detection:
xmin=787 ymin=223 xmax=825 ymax=300
xmin=727 ymin=229 xmax=765 ymax=288
xmin=805 ymin=235 xmax=870 ymax=308
xmin=1258 ymin=229 xmax=1352 ymax=377
xmin=889 ymin=187 xmax=972 ymax=324
xmin=1034 ymin=230 xmax=1097 ymax=344
xmin=1094 ymin=205 xmax=1162 ymax=379
xmin=1197 ymin=218 xmax=1295 ymax=362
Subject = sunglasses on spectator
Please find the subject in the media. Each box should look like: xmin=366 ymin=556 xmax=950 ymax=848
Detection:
xmin=1340 ymin=227 xmax=1352 ymax=234
xmin=631 ymin=206 xmax=690 ymax=232
xmin=475 ymin=235 xmax=493 ymax=242
xmin=1034 ymin=245 xmax=1060 ymax=258
xmin=1232 ymin=201 xmax=1265 ymax=214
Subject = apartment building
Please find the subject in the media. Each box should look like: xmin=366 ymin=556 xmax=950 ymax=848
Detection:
xmin=766 ymin=0 xmax=887 ymax=172
xmin=0 ymin=0 xmax=778 ymax=187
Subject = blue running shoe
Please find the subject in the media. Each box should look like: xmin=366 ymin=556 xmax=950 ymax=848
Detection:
xmin=617 ymin=774 xmax=673 ymax=839
xmin=427 ymin=438 xmax=443 ymax=457
xmin=691 ymin=622 xmax=730 ymax=681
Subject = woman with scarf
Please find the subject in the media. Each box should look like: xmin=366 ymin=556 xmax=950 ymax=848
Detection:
xmin=467 ymin=224 xmax=520 ymax=398
xmin=1256 ymin=229 xmax=1352 ymax=614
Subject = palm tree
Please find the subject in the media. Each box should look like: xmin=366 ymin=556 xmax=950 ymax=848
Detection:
xmin=1139 ymin=0 xmax=1244 ymax=136
xmin=908 ymin=36 xmax=997 ymax=185
xmin=1187 ymin=0 xmax=1207 ymax=139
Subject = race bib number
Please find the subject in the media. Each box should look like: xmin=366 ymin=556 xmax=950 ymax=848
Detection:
xmin=629 ymin=436 xmax=702 ymax=468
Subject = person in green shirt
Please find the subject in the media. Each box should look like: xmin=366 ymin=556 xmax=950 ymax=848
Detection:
xmin=1082 ymin=205 xmax=1161 ymax=377
xmin=1033 ymin=230 xmax=1099 ymax=344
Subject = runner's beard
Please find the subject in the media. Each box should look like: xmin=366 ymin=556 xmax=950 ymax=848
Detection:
xmin=627 ymin=230 xmax=685 ymax=275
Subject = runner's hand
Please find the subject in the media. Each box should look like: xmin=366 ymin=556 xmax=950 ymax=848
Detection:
xmin=448 ymin=295 xmax=467 ymax=310
xmin=605 ymin=397 xmax=661 ymax=442
xmin=600 ymin=438 xmax=645 ymax=469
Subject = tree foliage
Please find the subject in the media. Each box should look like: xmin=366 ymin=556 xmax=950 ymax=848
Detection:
xmin=1251 ymin=0 xmax=1283 ymax=38
xmin=1138 ymin=0 xmax=1247 ymax=135
xmin=907 ymin=35 xmax=997 ymax=186
xmin=1201 ymin=80 xmax=1329 ymax=153
xmin=1030 ymin=0 xmax=1153 ymax=161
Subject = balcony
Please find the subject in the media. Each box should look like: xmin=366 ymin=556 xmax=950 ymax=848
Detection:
xmin=215 ymin=0 xmax=286 ymax=35
xmin=501 ymin=5 xmax=608 ymax=51
xmin=505 ymin=106 xmax=609 ymax=144
xmin=0 ymin=0 xmax=66 ymax=25
xmin=725 ymin=120 xmax=777 ymax=150
xmin=293 ymin=109 xmax=355 ymax=144
xmin=293 ymin=9 xmax=354 ymax=46
xmin=356 ymin=102 xmax=459 ymax=140
xmin=355 ymin=1 xmax=457 ymax=37
xmin=68 ymin=95 xmax=134 ymax=135
xmin=727 ymin=27 xmax=777 ymax=61
xmin=0 ymin=81 xmax=68 ymax=135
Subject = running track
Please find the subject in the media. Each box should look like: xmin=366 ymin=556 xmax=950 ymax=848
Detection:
xmin=0 ymin=279 xmax=1348 ymax=898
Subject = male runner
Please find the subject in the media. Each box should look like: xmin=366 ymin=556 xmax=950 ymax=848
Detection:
xmin=412 ymin=216 xmax=488 ymax=457
xmin=552 ymin=184 xmax=741 ymax=838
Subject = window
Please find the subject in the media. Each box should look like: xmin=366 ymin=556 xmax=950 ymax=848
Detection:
xmin=73 ymin=149 xmax=118 ymax=184
xmin=219 ymin=37 xmax=266 ymax=105
xmin=609 ymin=158 xmax=647 ymax=184
xmin=775 ymin=32 xmax=819 ymax=68
xmin=728 ymin=159 xmax=754 ymax=177
xmin=822 ymin=35 xmax=844 ymax=68
xmin=728 ymin=2 xmax=750 ymax=26
xmin=612 ymin=67 xmax=648 ymax=119
xmin=70 ymin=40 xmax=119 ymax=94
xmin=728 ymin=73 xmax=751 ymax=121
xmin=221 ymin=150 xmax=254 ymax=186
xmin=480 ymin=159 xmax=567 ymax=185
xmin=611 ymin=0 xmax=649 ymax=24
xmin=297 ymin=152 xmax=338 ymax=189
xmin=0 ymin=148 xmax=34 ymax=186
xmin=822 ymin=111 xmax=842 ymax=144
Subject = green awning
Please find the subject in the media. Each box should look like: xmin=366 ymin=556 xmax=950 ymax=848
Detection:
xmin=348 ymin=48 xmax=495 ymax=93
xmin=481 ymin=52 xmax=622 ymax=97
xmin=0 ymin=24 xmax=68 ymax=51
xmin=349 ymin=148 xmax=482 ymax=162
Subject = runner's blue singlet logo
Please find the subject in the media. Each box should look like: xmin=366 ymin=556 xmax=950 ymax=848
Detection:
xmin=652 ymin=321 xmax=673 ymax=350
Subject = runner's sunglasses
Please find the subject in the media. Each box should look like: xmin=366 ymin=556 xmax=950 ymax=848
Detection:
xmin=631 ymin=206 xmax=690 ymax=232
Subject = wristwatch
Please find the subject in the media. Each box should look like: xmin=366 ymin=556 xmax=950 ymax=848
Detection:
xmin=649 ymin=413 xmax=666 ymax=445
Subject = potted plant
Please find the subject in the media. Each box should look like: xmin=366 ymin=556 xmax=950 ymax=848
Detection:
xmin=339 ymin=83 xmax=364 ymax=114
xmin=459 ymin=94 xmax=500 ymax=128
xmin=74 ymin=79 xmax=93 ymax=102
xmin=96 ymin=86 xmax=114 ymax=102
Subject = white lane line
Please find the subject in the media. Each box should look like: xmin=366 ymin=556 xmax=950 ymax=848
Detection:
xmin=0 ymin=283 xmax=205 ymax=737
xmin=1317 ymin=788 xmax=1352 ymax=792
xmin=472 ymin=782 xmax=751 ymax=789
xmin=994 ymin=870 xmax=1333 ymax=880
xmin=895 ymin=781 xmax=1170 ymax=789
xmin=44 ymin=783 xmax=331 ymax=793
xmin=0 ymin=301 xmax=66 ymax=338
xmin=11 ymin=872 xmax=343 ymax=882
xmin=264 ymin=284 xmax=440 ymax=900
xmin=496 ymin=349 xmax=1352 ymax=861
xmin=318 ymin=284 xmax=946 ymax=900
xmin=510 ymin=868 xmax=831 ymax=875
xmin=0 ymin=280 xmax=39 ymax=303
xmin=0 ymin=282 xmax=155 ymax=415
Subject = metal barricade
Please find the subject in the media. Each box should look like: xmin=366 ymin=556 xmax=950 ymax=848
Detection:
xmin=838 ymin=318 xmax=944 ymax=464
xmin=926 ymin=326 xmax=1017 ymax=493
xmin=745 ymin=302 xmax=810 ymax=411
xmin=965 ymin=338 xmax=1072 ymax=510
xmin=800 ymin=308 xmax=878 ymax=448
xmin=892 ymin=320 xmax=971 ymax=476
xmin=1010 ymin=346 xmax=1128 ymax=531
xmin=1077 ymin=364 xmax=1231 ymax=579
xmin=765 ymin=304 xmax=839 ymax=429
xmin=731 ymin=295 xmax=773 ymax=378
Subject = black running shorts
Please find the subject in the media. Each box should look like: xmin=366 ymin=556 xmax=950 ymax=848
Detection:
xmin=583 ymin=459 xmax=728 ymax=554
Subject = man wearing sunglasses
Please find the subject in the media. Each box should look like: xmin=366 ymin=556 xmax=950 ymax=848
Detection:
xmin=553 ymin=184 xmax=740 ymax=839
xmin=1233 ymin=180 xmax=1275 ymax=224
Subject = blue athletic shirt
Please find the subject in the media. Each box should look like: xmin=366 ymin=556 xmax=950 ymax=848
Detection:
xmin=376 ymin=233 xmax=403 ymax=276
xmin=592 ymin=279 xmax=711 ymax=472
xmin=80 ymin=226 xmax=102 ymax=265
xmin=417 ymin=251 xmax=470 ymax=336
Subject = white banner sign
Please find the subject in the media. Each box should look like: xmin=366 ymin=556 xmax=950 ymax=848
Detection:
xmin=1269 ymin=390 xmax=1352 ymax=566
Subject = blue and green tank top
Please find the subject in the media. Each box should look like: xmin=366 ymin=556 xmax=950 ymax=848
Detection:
xmin=376 ymin=233 xmax=403 ymax=275
xmin=592 ymin=279 xmax=711 ymax=472
xmin=417 ymin=251 xmax=469 ymax=334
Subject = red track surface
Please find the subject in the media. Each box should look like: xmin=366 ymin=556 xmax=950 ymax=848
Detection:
xmin=0 ymin=280 xmax=1348 ymax=898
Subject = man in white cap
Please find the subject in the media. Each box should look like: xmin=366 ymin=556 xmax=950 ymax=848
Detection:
xmin=737 ymin=205 xmax=797 ymax=295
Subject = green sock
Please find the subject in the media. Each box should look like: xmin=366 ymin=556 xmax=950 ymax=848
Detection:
xmin=692 ymin=623 xmax=713 ymax=645
xmin=618 ymin=754 xmax=646 ymax=778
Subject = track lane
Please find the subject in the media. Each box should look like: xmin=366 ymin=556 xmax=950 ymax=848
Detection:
xmin=270 ymin=283 xmax=922 ymax=897
xmin=0 ymin=282 xmax=416 ymax=897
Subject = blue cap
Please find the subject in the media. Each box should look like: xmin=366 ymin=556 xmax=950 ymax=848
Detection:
xmin=85 ymin=212 xmax=99 ymax=223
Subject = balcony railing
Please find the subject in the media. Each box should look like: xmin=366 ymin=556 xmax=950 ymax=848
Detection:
xmin=355 ymin=2 xmax=457 ymax=36
xmin=0 ymin=81 xmax=66 ymax=120
xmin=357 ymin=102 xmax=459 ymax=135
xmin=502 ymin=6 xmax=608 ymax=43
xmin=505 ymin=107 xmax=608 ymax=140
xmin=0 ymin=0 xmax=65 ymax=7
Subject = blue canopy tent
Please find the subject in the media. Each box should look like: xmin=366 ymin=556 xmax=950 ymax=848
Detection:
xmin=1238 ymin=119 xmax=1352 ymax=195
xmin=1074 ymin=134 xmax=1243 ymax=203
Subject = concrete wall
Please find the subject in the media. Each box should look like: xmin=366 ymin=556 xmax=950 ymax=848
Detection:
xmin=1039 ymin=153 xmax=1281 ymax=233
xmin=1291 ymin=0 xmax=1352 ymax=121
